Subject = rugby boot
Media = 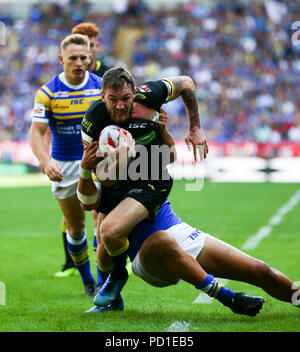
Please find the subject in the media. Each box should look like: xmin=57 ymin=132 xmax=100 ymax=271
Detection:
xmin=94 ymin=273 xmax=128 ymax=307
xmin=54 ymin=263 xmax=79 ymax=278
xmin=84 ymin=279 xmax=97 ymax=296
xmin=85 ymin=295 xmax=124 ymax=313
xmin=225 ymin=292 xmax=264 ymax=317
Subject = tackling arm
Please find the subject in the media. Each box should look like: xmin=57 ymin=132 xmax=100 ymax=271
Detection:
xmin=164 ymin=75 xmax=209 ymax=161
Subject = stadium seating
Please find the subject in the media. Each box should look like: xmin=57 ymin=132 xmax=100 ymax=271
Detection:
xmin=0 ymin=0 xmax=300 ymax=145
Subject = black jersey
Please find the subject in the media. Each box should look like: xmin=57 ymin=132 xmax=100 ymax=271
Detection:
xmin=134 ymin=79 xmax=174 ymax=112
xmin=93 ymin=59 xmax=110 ymax=78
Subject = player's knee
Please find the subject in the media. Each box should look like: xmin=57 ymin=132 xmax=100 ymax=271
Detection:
xmin=253 ymin=260 xmax=276 ymax=284
xmin=147 ymin=231 xmax=180 ymax=259
xmin=67 ymin=222 xmax=85 ymax=238
xmin=100 ymin=220 xmax=122 ymax=247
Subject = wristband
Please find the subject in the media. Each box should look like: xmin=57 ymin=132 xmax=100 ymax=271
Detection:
xmin=79 ymin=166 xmax=92 ymax=180
xmin=76 ymin=190 xmax=98 ymax=205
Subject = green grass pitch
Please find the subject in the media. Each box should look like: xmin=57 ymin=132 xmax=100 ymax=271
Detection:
xmin=0 ymin=178 xmax=299 ymax=332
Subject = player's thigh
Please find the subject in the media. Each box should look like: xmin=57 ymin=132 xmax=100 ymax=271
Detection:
xmin=57 ymin=193 xmax=85 ymax=230
xmin=197 ymin=235 xmax=264 ymax=282
xmin=101 ymin=197 xmax=149 ymax=237
xmin=138 ymin=231 xmax=179 ymax=284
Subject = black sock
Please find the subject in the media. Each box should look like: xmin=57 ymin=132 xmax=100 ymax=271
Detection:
xmin=62 ymin=232 xmax=74 ymax=267
xmin=110 ymin=251 xmax=129 ymax=281
xmin=99 ymin=269 xmax=110 ymax=284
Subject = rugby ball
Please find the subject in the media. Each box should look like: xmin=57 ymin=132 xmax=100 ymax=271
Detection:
xmin=97 ymin=125 xmax=128 ymax=158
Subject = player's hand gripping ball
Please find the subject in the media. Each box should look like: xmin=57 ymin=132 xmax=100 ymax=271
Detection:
xmin=97 ymin=125 xmax=135 ymax=159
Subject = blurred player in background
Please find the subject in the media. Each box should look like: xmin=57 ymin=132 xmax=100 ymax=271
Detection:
xmin=52 ymin=22 xmax=111 ymax=279
xmin=72 ymin=22 xmax=110 ymax=78
xmin=29 ymin=33 xmax=102 ymax=296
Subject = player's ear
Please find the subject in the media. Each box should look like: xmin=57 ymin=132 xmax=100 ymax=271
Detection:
xmin=58 ymin=50 xmax=64 ymax=66
xmin=101 ymin=89 xmax=106 ymax=102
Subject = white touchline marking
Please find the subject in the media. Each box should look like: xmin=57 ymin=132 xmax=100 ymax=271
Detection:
xmin=193 ymin=279 xmax=229 ymax=305
xmin=0 ymin=174 xmax=51 ymax=188
xmin=242 ymin=188 xmax=300 ymax=251
xmin=193 ymin=292 xmax=214 ymax=304
xmin=166 ymin=320 xmax=190 ymax=332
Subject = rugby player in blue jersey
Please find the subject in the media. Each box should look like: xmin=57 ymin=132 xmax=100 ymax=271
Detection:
xmin=79 ymin=111 xmax=300 ymax=316
xmin=52 ymin=23 xmax=111 ymax=281
xmin=29 ymin=34 xmax=102 ymax=296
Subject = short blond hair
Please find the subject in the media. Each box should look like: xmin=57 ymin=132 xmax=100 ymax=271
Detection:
xmin=60 ymin=33 xmax=90 ymax=51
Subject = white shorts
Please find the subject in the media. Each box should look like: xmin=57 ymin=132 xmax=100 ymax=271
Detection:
xmin=51 ymin=159 xmax=81 ymax=199
xmin=131 ymin=222 xmax=208 ymax=287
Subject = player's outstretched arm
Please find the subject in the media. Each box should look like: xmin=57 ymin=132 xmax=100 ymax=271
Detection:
xmin=166 ymin=75 xmax=209 ymax=162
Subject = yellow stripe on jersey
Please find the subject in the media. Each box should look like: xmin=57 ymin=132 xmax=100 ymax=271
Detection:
xmin=95 ymin=60 xmax=101 ymax=71
xmin=35 ymin=89 xmax=51 ymax=108
xmin=42 ymin=85 xmax=54 ymax=98
xmin=51 ymin=97 xmax=100 ymax=120
xmin=161 ymin=78 xmax=175 ymax=103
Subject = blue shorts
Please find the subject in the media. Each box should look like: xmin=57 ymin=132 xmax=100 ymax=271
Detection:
xmin=128 ymin=200 xmax=181 ymax=261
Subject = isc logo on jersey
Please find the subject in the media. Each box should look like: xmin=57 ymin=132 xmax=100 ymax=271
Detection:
xmin=70 ymin=98 xmax=84 ymax=105
xmin=128 ymin=122 xmax=150 ymax=129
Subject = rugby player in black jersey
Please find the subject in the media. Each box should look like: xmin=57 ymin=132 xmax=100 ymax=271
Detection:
xmin=79 ymin=67 xmax=208 ymax=307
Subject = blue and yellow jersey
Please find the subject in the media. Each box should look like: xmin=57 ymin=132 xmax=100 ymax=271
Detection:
xmin=31 ymin=71 xmax=102 ymax=161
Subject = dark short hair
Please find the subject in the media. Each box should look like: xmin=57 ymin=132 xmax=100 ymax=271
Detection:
xmin=102 ymin=67 xmax=135 ymax=93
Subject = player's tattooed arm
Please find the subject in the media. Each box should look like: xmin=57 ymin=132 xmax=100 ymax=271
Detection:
xmin=169 ymin=76 xmax=200 ymax=129
xmin=166 ymin=76 xmax=209 ymax=161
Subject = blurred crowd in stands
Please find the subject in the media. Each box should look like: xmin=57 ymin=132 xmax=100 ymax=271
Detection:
xmin=1 ymin=0 xmax=300 ymax=144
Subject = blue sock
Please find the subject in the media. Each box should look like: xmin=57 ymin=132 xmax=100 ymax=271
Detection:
xmin=93 ymin=230 xmax=103 ymax=286
xmin=196 ymin=274 xmax=234 ymax=305
xmin=66 ymin=231 xmax=94 ymax=284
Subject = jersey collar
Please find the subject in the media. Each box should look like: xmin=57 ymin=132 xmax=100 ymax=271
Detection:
xmin=58 ymin=71 xmax=90 ymax=90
